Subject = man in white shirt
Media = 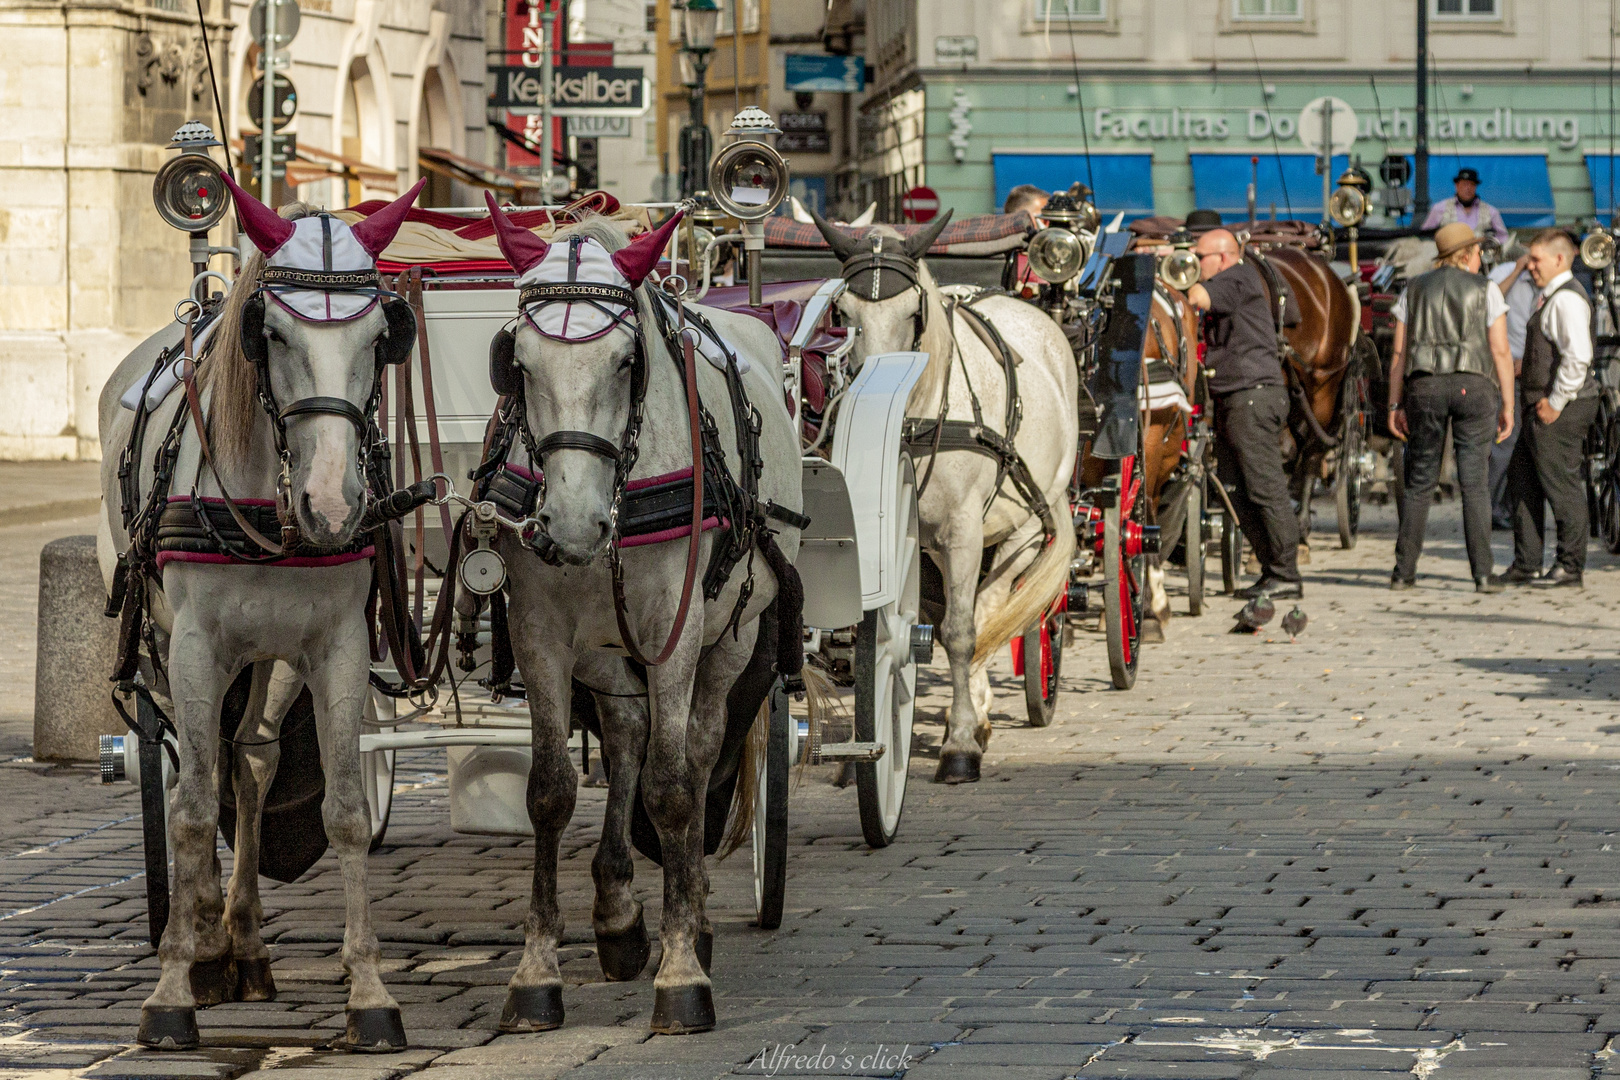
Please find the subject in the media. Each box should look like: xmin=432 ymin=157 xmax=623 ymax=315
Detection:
xmin=1487 ymin=254 xmax=1537 ymax=528
xmin=1493 ymin=230 xmax=1600 ymax=589
xmin=1386 ymin=222 xmax=1516 ymax=591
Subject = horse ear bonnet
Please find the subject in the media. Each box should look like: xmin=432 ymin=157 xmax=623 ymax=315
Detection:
xmin=240 ymin=295 xmax=267 ymax=363
xmin=376 ymin=298 xmax=417 ymax=366
xmin=489 ymin=328 xmax=521 ymax=396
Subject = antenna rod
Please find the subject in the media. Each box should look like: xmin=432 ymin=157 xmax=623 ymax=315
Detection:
xmin=1414 ymin=0 xmax=1430 ymax=221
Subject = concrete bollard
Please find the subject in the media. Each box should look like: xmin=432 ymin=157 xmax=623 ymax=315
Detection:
xmin=34 ymin=534 xmax=124 ymax=762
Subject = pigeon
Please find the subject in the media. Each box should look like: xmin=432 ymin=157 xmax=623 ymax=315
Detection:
xmin=1281 ymin=605 xmax=1308 ymax=642
xmin=1230 ymin=594 xmax=1276 ymax=634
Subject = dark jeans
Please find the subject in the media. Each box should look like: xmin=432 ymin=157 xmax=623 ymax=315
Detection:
xmin=1488 ymin=378 xmax=1520 ymax=525
xmin=1508 ymin=394 xmax=1599 ymax=574
xmin=1214 ymin=384 xmax=1300 ymax=583
xmin=1393 ymin=373 xmax=1499 ymax=582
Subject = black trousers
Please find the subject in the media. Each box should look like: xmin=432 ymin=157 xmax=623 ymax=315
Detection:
xmin=1214 ymin=384 xmax=1300 ymax=583
xmin=1488 ymin=378 xmax=1520 ymax=526
xmin=1508 ymin=394 xmax=1599 ymax=574
xmin=1393 ymin=373 xmax=1498 ymax=582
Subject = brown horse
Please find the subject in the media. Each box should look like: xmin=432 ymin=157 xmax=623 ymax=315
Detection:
xmin=1245 ymin=244 xmax=1361 ymax=534
xmin=1079 ymin=280 xmax=1200 ymax=638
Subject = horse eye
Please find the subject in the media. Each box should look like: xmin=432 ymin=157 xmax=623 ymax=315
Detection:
xmin=265 ymin=326 xmax=285 ymax=344
xmin=618 ymin=356 xmax=633 ymax=373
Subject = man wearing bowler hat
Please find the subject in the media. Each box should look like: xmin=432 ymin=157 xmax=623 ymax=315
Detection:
xmin=1423 ymin=167 xmax=1509 ymax=245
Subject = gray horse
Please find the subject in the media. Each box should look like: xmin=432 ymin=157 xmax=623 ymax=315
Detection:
xmin=480 ymin=201 xmax=803 ymax=1036
xmin=97 ymin=177 xmax=424 ymax=1051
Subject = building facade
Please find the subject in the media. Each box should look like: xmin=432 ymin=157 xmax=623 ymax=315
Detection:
xmin=0 ymin=0 xmax=489 ymax=460
xmin=862 ymin=0 xmax=1620 ymax=225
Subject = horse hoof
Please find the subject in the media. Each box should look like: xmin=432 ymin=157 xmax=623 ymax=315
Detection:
xmin=188 ymin=957 xmax=237 ymax=1008
xmin=137 ymin=1006 xmax=199 ymax=1050
xmin=234 ymin=957 xmax=276 ymax=1002
xmin=696 ymin=930 xmax=713 ymax=976
xmin=1141 ymin=617 xmax=1165 ymax=644
xmin=596 ymin=916 xmax=651 ymax=982
xmin=650 ymin=984 xmax=716 ymax=1035
xmin=934 ymin=751 xmax=980 ymax=785
xmin=499 ymin=985 xmax=564 ymax=1032
xmin=338 ymin=1007 xmax=407 ymax=1052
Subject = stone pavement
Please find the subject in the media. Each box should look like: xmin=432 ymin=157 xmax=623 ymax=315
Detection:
xmin=4 ymin=494 xmax=1620 ymax=1079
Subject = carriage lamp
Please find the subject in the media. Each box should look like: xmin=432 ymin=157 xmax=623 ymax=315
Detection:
xmin=1582 ymin=229 xmax=1616 ymax=270
xmin=154 ymin=121 xmax=239 ymax=300
xmin=1028 ymin=228 xmax=1087 ymax=286
xmin=711 ymin=107 xmax=789 ymax=306
xmin=1158 ymin=249 xmax=1201 ymax=292
xmin=1329 ymin=167 xmax=1371 ymax=270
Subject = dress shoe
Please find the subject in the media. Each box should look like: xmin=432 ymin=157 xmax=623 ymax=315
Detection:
xmin=1475 ymin=576 xmax=1504 ymax=594
xmin=1532 ymin=565 xmax=1584 ymax=589
xmin=1235 ymin=578 xmax=1302 ymax=601
xmin=1488 ymin=567 xmax=1537 ymax=587
xmin=1390 ymin=575 xmax=1415 ymax=591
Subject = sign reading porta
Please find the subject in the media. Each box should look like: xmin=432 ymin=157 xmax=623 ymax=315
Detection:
xmin=491 ymin=65 xmax=647 ymax=115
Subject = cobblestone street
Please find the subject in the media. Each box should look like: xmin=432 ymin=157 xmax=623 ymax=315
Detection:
xmin=5 ymin=496 xmax=1620 ymax=1079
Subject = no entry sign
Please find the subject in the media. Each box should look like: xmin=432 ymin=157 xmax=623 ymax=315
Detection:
xmin=901 ymin=186 xmax=939 ymax=223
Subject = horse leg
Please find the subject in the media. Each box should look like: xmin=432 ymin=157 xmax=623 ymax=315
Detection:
xmin=502 ymin=645 xmax=576 ymax=1032
xmin=222 ymin=660 xmax=301 ymax=1003
xmin=643 ymin=625 xmax=747 ymax=1034
xmin=1144 ymin=561 xmax=1170 ymax=643
xmin=302 ymin=628 xmax=403 ymax=1050
xmin=968 ymin=520 xmax=1045 ymax=749
xmin=137 ymin=616 xmax=230 ymax=1050
xmin=935 ymin=507 xmax=989 ymax=784
xmin=580 ymin=657 xmax=651 ymax=982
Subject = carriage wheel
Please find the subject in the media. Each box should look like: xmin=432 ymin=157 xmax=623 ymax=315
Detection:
xmin=1602 ymin=408 xmax=1620 ymax=554
xmin=362 ymin=689 xmax=396 ymax=852
xmin=1219 ymin=505 xmax=1243 ymax=595
xmin=1335 ymin=373 xmax=1367 ymax=550
xmin=855 ymin=455 xmax=920 ymax=849
xmin=1104 ymin=456 xmax=1145 ymax=691
xmin=1185 ymin=476 xmax=1205 ymax=616
xmin=752 ymin=681 xmax=789 ymax=929
xmin=1586 ymin=396 xmax=1612 ymax=541
xmin=1020 ymin=605 xmax=1064 ymax=728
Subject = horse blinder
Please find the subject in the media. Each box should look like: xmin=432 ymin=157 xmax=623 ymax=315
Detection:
xmin=489 ymin=328 xmax=523 ymax=397
xmin=240 ymin=295 xmax=268 ymax=364
xmin=376 ymin=298 xmax=417 ymax=367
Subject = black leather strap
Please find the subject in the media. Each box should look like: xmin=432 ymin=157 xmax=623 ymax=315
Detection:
xmin=533 ymin=429 xmax=621 ymax=461
xmin=279 ymin=395 xmax=371 ymax=433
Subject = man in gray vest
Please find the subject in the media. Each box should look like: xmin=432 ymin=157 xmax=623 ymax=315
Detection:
xmin=1387 ymin=222 xmax=1516 ymax=591
xmin=1494 ymin=229 xmax=1600 ymax=589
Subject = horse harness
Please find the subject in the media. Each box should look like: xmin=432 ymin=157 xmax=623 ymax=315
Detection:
xmin=1245 ymin=245 xmax=1343 ymax=451
xmin=475 ymin=270 xmax=807 ymax=666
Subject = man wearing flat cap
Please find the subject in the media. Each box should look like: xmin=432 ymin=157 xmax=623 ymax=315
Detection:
xmin=1422 ymin=167 xmax=1509 ymax=245
xmin=1386 ymin=222 xmax=1516 ymax=591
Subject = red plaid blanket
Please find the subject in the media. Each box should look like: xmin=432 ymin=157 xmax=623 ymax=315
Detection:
xmin=764 ymin=211 xmax=1036 ymax=256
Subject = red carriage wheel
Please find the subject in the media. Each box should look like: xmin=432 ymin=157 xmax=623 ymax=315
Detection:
xmin=1104 ymin=454 xmax=1146 ymax=691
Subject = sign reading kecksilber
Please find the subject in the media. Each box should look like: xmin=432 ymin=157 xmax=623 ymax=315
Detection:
xmin=490 ymin=65 xmax=647 ymax=115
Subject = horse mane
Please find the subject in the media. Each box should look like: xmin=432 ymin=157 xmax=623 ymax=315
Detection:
xmin=200 ymin=201 xmax=318 ymax=470
xmin=550 ymin=212 xmax=631 ymax=253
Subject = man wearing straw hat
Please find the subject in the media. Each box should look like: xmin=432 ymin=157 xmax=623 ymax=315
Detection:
xmin=1386 ymin=221 xmax=1516 ymax=591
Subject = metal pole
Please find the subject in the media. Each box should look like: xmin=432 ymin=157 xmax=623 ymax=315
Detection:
xmin=1320 ymin=98 xmax=1332 ymax=225
xmin=693 ymin=52 xmax=709 ymax=192
xmin=539 ymin=2 xmax=555 ymax=202
xmin=261 ymin=0 xmax=276 ymax=205
xmin=1413 ymin=0 xmax=1430 ymax=221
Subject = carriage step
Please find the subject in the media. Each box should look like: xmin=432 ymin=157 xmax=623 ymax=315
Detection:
xmin=809 ymin=741 xmax=886 ymax=764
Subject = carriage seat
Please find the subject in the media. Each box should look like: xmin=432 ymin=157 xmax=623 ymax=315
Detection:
xmin=700 ymin=281 xmax=850 ymax=436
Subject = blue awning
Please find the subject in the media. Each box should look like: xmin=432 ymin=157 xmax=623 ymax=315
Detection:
xmin=1417 ymin=154 xmax=1553 ymax=227
xmin=1189 ymin=153 xmax=1347 ymax=223
xmin=1586 ymin=155 xmax=1620 ymax=221
xmin=992 ymin=153 xmax=1154 ymax=220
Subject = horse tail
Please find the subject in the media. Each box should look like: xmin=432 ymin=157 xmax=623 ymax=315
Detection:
xmin=716 ymin=696 xmax=767 ymax=860
xmin=971 ymin=503 xmax=1077 ymax=669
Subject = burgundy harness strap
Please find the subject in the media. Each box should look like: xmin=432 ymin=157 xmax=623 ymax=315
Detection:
xmin=610 ymin=311 xmax=706 ymax=668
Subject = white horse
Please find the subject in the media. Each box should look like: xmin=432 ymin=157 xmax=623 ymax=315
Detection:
xmin=479 ymin=200 xmax=803 ymax=1035
xmin=811 ymin=211 xmax=1079 ymax=783
xmin=97 ymin=177 xmax=425 ymax=1051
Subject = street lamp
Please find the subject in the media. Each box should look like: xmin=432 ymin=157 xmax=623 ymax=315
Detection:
xmin=677 ymin=0 xmax=719 ymax=198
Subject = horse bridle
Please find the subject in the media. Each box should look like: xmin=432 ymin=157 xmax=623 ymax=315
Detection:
xmin=838 ymin=233 xmax=929 ymax=349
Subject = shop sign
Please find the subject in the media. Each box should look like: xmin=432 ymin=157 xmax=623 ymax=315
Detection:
xmin=493 ymin=66 xmax=646 ymax=114
xmin=1085 ymin=105 xmax=1584 ymax=151
xmin=567 ymin=114 xmax=633 ymax=138
xmin=785 ymin=54 xmax=865 ymax=93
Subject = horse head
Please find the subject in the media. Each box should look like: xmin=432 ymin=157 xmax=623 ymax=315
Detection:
xmin=223 ymin=175 xmax=424 ymax=547
xmin=808 ymin=207 xmax=953 ymax=367
xmin=485 ymin=195 xmax=683 ymax=565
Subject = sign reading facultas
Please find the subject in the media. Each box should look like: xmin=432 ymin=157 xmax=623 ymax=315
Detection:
xmin=491 ymin=65 xmax=647 ymax=114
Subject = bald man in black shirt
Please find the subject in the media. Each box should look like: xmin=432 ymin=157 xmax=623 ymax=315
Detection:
xmin=1188 ymin=227 xmax=1302 ymax=600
